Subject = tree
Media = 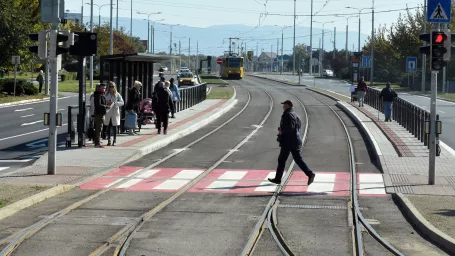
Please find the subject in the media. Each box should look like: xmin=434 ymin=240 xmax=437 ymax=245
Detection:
xmin=287 ymin=43 xmax=308 ymax=70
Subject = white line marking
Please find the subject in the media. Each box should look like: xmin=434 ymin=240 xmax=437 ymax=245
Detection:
xmin=0 ymin=123 xmax=67 ymax=142
xmin=21 ymin=120 xmax=42 ymax=126
xmin=307 ymin=173 xmax=336 ymax=193
xmin=15 ymin=108 xmax=33 ymax=112
xmin=171 ymin=170 xmax=203 ymax=179
xmin=126 ymin=169 xmax=144 ymax=177
xmin=0 ymin=95 xmax=76 ymax=109
xmin=154 ymin=180 xmax=189 ymax=190
xmin=104 ymin=178 xmax=125 ymax=188
xmin=255 ymin=172 xmax=278 ymax=192
xmin=359 ymin=173 xmax=384 ymax=183
xmin=440 ymin=141 xmax=455 ymax=158
xmin=359 ymin=183 xmax=386 ymax=194
xmin=116 ymin=178 xmax=142 ymax=189
xmin=438 ymin=110 xmax=446 ymax=114
xmin=0 ymin=167 xmax=10 ymax=171
xmin=20 ymin=114 xmax=35 ymax=118
xmin=136 ymin=169 xmax=159 ymax=179
xmin=205 ymin=171 xmax=248 ymax=191
xmin=0 ymin=159 xmax=33 ymax=163
xmin=217 ymin=171 xmax=247 ymax=180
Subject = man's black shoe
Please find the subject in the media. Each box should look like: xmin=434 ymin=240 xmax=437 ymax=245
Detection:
xmin=307 ymin=173 xmax=315 ymax=185
xmin=268 ymin=178 xmax=281 ymax=184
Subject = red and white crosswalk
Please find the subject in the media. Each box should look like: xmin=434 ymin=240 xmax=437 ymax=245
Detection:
xmin=79 ymin=166 xmax=387 ymax=196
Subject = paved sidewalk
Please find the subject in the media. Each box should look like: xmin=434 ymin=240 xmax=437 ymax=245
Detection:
xmin=0 ymin=97 xmax=237 ymax=187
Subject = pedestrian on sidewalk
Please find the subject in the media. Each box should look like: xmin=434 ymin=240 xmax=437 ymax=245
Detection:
xmin=92 ymin=83 xmax=108 ymax=148
xmin=104 ymin=81 xmax=124 ymax=146
xmin=36 ymin=70 xmax=44 ymax=94
xmin=169 ymin=78 xmax=181 ymax=118
xmin=268 ymin=100 xmax=316 ymax=186
xmin=154 ymin=83 xmax=175 ymax=135
xmin=379 ymin=82 xmax=398 ymax=122
xmin=357 ymin=77 xmax=368 ymax=107
xmin=349 ymin=83 xmax=357 ymax=102
xmin=126 ymin=81 xmax=142 ymax=135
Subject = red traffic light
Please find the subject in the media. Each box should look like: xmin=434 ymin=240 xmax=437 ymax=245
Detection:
xmin=432 ymin=32 xmax=447 ymax=44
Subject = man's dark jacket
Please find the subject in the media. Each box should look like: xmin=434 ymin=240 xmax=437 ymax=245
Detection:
xmin=279 ymin=108 xmax=302 ymax=149
xmin=379 ymin=87 xmax=397 ymax=102
xmin=126 ymin=87 xmax=141 ymax=113
xmin=154 ymin=87 xmax=175 ymax=115
xmin=94 ymin=90 xmax=107 ymax=116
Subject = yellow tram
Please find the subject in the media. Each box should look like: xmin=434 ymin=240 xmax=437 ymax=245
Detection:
xmin=219 ymin=56 xmax=244 ymax=79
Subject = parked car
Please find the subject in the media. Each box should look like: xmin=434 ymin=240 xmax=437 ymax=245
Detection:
xmin=322 ymin=69 xmax=334 ymax=77
xmin=159 ymin=66 xmax=168 ymax=72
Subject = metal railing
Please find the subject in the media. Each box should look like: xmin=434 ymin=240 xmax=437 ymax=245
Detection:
xmin=173 ymin=83 xmax=207 ymax=113
xmin=364 ymin=87 xmax=439 ymax=151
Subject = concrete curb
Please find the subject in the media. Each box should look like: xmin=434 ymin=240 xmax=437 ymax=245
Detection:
xmin=0 ymin=184 xmax=74 ymax=221
xmin=306 ymin=87 xmax=341 ymax=102
xmin=249 ymin=74 xmax=305 ymax=86
xmin=0 ymin=98 xmax=48 ymax=108
xmin=393 ymin=193 xmax=455 ymax=254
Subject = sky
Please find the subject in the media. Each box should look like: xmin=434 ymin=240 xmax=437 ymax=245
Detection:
xmin=64 ymin=0 xmax=425 ymax=54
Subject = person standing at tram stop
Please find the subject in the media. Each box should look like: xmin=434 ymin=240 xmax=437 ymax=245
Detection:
xmin=169 ymin=78 xmax=181 ymax=118
xmin=126 ymin=81 xmax=142 ymax=135
xmin=92 ymin=83 xmax=108 ymax=148
xmin=104 ymin=81 xmax=124 ymax=146
xmin=357 ymin=76 xmax=368 ymax=107
xmin=379 ymin=82 xmax=398 ymax=122
xmin=154 ymin=82 xmax=175 ymax=135
xmin=268 ymin=100 xmax=316 ymax=186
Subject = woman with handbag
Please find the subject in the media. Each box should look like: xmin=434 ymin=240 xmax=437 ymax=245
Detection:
xmin=104 ymin=81 xmax=124 ymax=146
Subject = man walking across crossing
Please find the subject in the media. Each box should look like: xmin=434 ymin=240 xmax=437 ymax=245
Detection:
xmin=268 ymin=100 xmax=316 ymax=186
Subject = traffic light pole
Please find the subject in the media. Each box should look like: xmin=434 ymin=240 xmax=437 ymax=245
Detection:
xmin=78 ymin=56 xmax=86 ymax=148
xmin=48 ymin=22 xmax=59 ymax=175
xmin=429 ymin=69 xmax=437 ymax=185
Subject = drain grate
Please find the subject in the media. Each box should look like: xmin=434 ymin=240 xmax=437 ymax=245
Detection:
xmin=278 ymin=204 xmax=368 ymax=210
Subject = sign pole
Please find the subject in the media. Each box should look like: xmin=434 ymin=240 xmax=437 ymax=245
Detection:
xmin=429 ymin=70 xmax=437 ymax=185
xmin=78 ymin=56 xmax=87 ymax=148
xmin=13 ymin=63 xmax=17 ymax=97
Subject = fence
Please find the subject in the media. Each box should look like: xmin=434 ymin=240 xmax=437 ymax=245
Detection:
xmin=67 ymin=83 xmax=208 ymax=147
xmin=364 ymin=88 xmax=439 ymax=153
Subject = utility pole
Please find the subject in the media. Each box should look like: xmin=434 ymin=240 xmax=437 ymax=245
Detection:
xmin=109 ymin=0 xmax=113 ymax=54
xmin=346 ymin=22 xmax=349 ymax=60
xmin=277 ymin=38 xmax=279 ymax=73
xmin=256 ymin=42 xmax=259 ymax=72
xmin=270 ymin=44 xmax=273 ymax=72
xmin=48 ymin=11 xmax=59 ymax=175
xmin=179 ymin=40 xmax=181 ymax=69
xmin=197 ymin=41 xmax=199 ymax=72
xmin=281 ymin=30 xmax=284 ymax=75
xmin=89 ymin=0 xmax=94 ymax=89
xmin=130 ymin=0 xmax=133 ymax=37
xmin=189 ymin=37 xmax=191 ymax=70
xmin=421 ymin=0 xmax=427 ymax=93
xmin=293 ymin=0 xmax=296 ymax=75
xmin=319 ymin=38 xmax=322 ymax=77
xmin=309 ymin=0 xmax=314 ymax=75
xmin=370 ymin=0 xmax=375 ymax=86
xmin=333 ymin=27 xmax=336 ymax=59
xmin=116 ymin=0 xmax=118 ymax=30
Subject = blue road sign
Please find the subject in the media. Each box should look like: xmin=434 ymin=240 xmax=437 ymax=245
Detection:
xmin=406 ymin=56 xmax=417 ymax=72
xmin=306 ymin=46 xmax=311 ymax=52
xmin=427 ymin=0 xmax=451 ymax=23
xmin=360 ymin=56 xmax=371 ymax=68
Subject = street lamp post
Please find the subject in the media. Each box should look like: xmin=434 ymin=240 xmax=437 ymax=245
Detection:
xmin=346 ymin=6 xmax=372 ymax=52
xmin=89 ymin=0 xmax=94 ymax=89
xmin=152 ymin=19 xmax=165 ymax=54
xmin=275 ymin=25 xmax=292 ymax=75
xmin=86 ymin=3 xmax=113 ymax=28
xmin=338 ymin=15 xmax=358 ymax=60
xmin=137 ymin=12 xmax=162 ymax=53
xmin=293 ymin=0 xmax=296 ymax=75
xmin=315 ymin=21 xmax=334 ymax=76
xmin=163 ymin=24 xmax=180 ymax=73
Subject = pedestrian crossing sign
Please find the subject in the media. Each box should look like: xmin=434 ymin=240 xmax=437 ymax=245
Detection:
xmin=427 ymin=0 xmax=451 ymax=23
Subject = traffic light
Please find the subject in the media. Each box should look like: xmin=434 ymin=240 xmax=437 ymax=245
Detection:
xmin=431 ymin=31 xmax=447 ymax=70
xmin=56 ymin=31 xmax=69 ymax=55
xmin=69 ymin=32 xmax=97 ymax=56
xmin=29 ymin=30 xmax=47 ymax=59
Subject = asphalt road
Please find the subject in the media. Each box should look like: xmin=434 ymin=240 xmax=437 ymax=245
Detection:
xmin=256 ymin=73 xmax=455 ymax=152
xmin=0 ymin=76 xmax=448 ymax=255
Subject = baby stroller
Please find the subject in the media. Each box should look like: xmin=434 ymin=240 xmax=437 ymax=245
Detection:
xmin=138 ymin=98 xmax=156 ymax=131
xmin=351 ymin=87 xmax=358 ymax=102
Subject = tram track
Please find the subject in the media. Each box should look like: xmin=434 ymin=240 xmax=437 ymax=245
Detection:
xmin=240 ymin=75 xmax=404 ymax=256
xmin=0 ymin=84 xmax=276 ymax=256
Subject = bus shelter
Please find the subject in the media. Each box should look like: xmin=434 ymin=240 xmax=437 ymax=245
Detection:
xmin=99 ymin=53 xmax=178 ymax=132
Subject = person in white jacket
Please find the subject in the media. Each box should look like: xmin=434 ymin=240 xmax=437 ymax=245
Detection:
xmin=103 ymin=81 xmax=124 ymax=146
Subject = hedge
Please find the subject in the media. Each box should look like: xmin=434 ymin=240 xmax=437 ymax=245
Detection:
xmin=0 ymin=79 xmax=38 ymax=96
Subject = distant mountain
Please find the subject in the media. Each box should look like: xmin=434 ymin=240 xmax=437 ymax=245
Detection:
xmin=85 ymin=16 xmax=369 ymax=56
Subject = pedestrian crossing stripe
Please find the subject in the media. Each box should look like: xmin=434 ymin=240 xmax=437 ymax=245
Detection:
xmin=430 ymin=3 xmax=449 ymax=20
xmin=79 ymin=167 xmax=387 ymax=196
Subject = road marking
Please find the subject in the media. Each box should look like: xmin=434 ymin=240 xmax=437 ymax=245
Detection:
xmin=205 ymin=171 xmax=247 ymax=191
xmin=154 ymin=179 xmax=189 ymax=190
xmin=20 ymin=114 xmax=35 ymax=118
xmin=0 ymin=159 xmax=33 ymax=163
xmin=104 ymin=178 xmax=125 ymax=188
xmin=0 ymin=167 xmax=10 ymax=172
xmin=116 ymin=178 xmax=142 ymax=189
xmin=137 ymin=169 xmax=159 ymax=179
xmin=438 ymin=110 xmax=446 ymax=114
xmin=307 ymin=173 xmax=336 ymax=193
xmin=171 ymin=170 xmax=203 ymax=179
xmin=0 ymin=95 xmax=76 ymax=109
xmin=255 ymin=172 xmax=278 ymax=192
xmin=15 ymin=108 xmax=33 ymax=112
xmin=358 ymin=173 xmax=383 ymax=183
xmin=126 ymin=169 xmax=144 ymax=177
xmin=0 ymin=123 xmax=67 ymax=142
xmin=21 ymin=120 xmax=42 ymax=126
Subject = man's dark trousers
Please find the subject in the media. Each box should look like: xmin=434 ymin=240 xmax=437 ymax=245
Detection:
xmin=156 ymin=113 xmax=169 ymax=131
xmin=275 ymin=146 xmax=312 ymax=180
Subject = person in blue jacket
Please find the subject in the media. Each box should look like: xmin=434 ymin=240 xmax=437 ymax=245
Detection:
xmin=169 ymin=78 xmax=181 ymax=118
